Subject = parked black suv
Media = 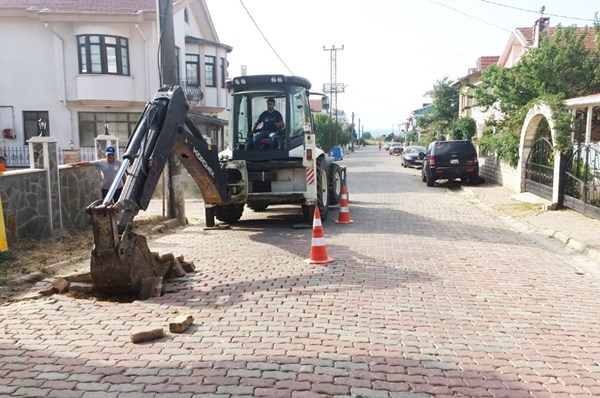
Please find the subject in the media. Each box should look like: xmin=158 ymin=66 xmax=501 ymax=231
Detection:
xmin=421 ymin=140 xmax=479 ymax=187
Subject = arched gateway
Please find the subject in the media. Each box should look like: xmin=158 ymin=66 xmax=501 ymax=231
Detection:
xmin=516 ymin=103 xmax=562 ymax=205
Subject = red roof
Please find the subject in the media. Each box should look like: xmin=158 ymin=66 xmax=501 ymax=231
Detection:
xmin=479 ymin=56 xmax=499 ymax=69
xmin=516 ymin=26 xmax=597 ymax=50
xmin=0 ymin=0 xmax=173 ymax=14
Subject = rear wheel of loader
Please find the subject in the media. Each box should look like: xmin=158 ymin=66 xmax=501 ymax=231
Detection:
xmin=247 ymin=200 xmax=269 ymax=212
xmin=328 ymin=163 xmax=343 ymax=205
xmin=215 ymin=203 xmax=244 ymax=224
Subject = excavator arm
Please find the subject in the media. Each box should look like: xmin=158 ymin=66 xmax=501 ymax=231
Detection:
xmin=86 ymin=85 xmax=229 ymax=297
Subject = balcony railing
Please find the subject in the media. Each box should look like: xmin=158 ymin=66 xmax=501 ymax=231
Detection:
xmin=181 ymin=81 xmax=204 ymax=102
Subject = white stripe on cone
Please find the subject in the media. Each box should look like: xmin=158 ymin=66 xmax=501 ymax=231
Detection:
xmin=311 ymin=237 xmax=326 ymax=246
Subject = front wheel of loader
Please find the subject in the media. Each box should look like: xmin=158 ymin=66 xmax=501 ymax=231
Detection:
xmin=215 ymin=203 xmax=244 ymax=224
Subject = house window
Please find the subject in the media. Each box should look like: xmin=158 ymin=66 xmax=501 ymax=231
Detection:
xmin=77 ymin=34 xmax=130 ymax=75
xmin=78 ymin=112 xmax=140 ymax=147
xmin=220 ymin=57 xmax=226 ymax=88
xmin=186 ymin=54 xmax=200 ymax=86
xmin=205 ymin=55 xmax=216 ymax=87
xmin=23 ymin=111 xmax=49 ymax=143
xmin=184 ymin=8 xmax=189 ymax=24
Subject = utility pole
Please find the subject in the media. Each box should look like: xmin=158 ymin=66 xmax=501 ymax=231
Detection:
xmin=323 ymin=45 xmax=344 ymax=151
xmin=351 ymin=112 xmax=355 ymax=151
xmin=157 ymin=0 xmax=186 ymax=224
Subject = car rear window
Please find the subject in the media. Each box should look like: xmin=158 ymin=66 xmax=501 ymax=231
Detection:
xmin=434 ymin=141 xmax=476 ymax=156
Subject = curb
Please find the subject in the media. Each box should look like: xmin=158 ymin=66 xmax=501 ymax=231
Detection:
xmin=460 ymin=186 xmax=600 ymax=263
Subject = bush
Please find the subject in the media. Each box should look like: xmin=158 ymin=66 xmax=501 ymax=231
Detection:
xmin=477 ymin=128 xmax=520 ymax=167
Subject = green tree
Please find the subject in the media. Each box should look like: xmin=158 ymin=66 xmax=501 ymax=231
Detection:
xmin=314 ymin=113 xmax=343 ymax=153
xmin=474 ymin=24 xmax=600 ymax=155
xmin=417 ymin=76 xmax=459 ymax=140
xmin=448 ymin=116 xmax=477 ymax=140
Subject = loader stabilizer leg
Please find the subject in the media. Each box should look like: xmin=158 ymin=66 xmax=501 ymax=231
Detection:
xmin=87 ymin=201 xmax=169 ymax=297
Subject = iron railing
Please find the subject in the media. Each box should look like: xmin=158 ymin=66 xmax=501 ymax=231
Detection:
xmin=565 ymin=144 xmax=600 ymax=208
xmin=2 ymin=146 xmax=126 ymax=168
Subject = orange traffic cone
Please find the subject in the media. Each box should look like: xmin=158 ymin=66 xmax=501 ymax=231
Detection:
xmin=305 ymin=207 xmax=335 ymax=264
xmin=335 ymin=185 xmax=353 ymax=224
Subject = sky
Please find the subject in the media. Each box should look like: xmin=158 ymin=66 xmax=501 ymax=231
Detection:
xmin=204 ymin=0 xmax=599 ymax=136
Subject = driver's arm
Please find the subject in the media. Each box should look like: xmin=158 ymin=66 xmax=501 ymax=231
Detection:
xmin=275 ymin=113 xmax=285 ymax=130
xmin=252 ymin=114 xmax=264 ymax=132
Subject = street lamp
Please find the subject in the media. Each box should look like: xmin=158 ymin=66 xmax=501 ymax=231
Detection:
xmin=103 ymin=119 xmax=110 ymax=135
xmin=37 ymin=118 xmax=47 ymax=136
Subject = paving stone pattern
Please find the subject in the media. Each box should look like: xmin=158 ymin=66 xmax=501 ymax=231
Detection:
xmin=2 ymin=147 xmax=600 ymax=397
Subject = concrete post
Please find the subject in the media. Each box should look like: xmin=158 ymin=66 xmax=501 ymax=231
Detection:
xmin=28 ymin=136 xmax=62 ymax=231
xmin=95 ymin=134 xmax=120 ymax=160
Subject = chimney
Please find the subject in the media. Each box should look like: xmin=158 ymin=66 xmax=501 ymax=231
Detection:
xmin=534 ymin=17 xmax=550 ymax=47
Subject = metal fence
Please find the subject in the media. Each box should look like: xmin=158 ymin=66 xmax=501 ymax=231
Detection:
xmin=565 ymin=144 xmax=600 ymax=205
xmin=3 ymin=146 xmax=125 ymax=168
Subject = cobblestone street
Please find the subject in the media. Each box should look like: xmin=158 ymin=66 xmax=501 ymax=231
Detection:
xmin=2 ymin=146 xmax=600 ymax=397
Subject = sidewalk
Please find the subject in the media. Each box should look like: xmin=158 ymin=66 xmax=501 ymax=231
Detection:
xmin=461 ymin=182 xmax=600 ymax=262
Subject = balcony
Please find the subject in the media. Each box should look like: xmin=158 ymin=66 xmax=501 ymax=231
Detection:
xmin=76 ymin=74 xmax=136 ymax=103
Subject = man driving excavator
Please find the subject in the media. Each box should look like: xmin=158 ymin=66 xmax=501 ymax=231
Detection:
xmin=246 ymin=97 xmax=285 ymax=150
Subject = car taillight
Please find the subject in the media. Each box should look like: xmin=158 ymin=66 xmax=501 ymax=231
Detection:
xmin=429 ymin=155 xmax=435 ymax=166
xmin=473 ymin=155 xmax=478 ymax=164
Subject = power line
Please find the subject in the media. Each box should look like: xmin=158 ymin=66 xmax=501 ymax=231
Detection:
xmin=480 ymin=0 xmax=596 ymax=22
xmin=238 ymin=0 xmax=294 ymax=75
xmin=429 ymin=0 xmax=512 ymax=33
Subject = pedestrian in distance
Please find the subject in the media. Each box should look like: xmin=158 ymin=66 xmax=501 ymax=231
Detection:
xmin=71 ymin=146 xmax=125 ymax=202
xmin=378 ymin=142 xmax=382 ymax=151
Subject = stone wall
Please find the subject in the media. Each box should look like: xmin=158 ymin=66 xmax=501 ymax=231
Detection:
xmin=59 ymin=166 xmax=102 ymax=231
xmin=479 ymin=155 xmax=519 ymax=192
xmin=0 ymin=169 xmax=50 ymax=242
xmin=0 ymin=166 xmax=101 ymax=243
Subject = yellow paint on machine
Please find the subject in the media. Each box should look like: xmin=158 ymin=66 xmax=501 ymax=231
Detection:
xmin=0 ymin=197 xmax=7 ymax=251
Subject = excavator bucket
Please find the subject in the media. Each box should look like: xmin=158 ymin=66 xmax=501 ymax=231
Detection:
xmin=87 ymin=200 xmax=170 ymax=298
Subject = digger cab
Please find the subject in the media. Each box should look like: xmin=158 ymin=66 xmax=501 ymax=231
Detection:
xmin=227 ymin=75 xmax=314 ymax=161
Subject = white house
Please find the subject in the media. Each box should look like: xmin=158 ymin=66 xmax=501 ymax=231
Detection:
xmin=0 ymin=0 xmax=232 ymax=162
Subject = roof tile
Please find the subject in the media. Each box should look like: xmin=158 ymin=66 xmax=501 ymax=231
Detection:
xmin=516 ymin=26 xmax=596 ymax=50
xmin=0 ymin=0 xmax=175 ymax=14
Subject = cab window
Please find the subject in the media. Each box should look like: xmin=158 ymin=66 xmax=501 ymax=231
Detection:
xmin=290 ymin=88 xmax=309 ymax=138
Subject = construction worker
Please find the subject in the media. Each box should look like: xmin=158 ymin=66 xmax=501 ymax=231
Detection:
xmin=71 ymin=146 xmax=125 ymax=201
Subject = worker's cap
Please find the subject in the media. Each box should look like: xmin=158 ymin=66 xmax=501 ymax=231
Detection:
xmin=105 ymin=146 xmax=116 ymax=155
xmin=267 ymin=97 xmax=275 ymax=103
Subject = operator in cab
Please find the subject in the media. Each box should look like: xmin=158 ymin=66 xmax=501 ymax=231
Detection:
xmin=246 ymin=97 xmax=285 ymax=150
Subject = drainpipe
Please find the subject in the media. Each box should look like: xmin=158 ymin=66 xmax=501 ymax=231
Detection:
xmin=45 ymin=23 xmax=67 ymax=105
xmin=46 ymin=22 xmax=75 ymax=148
xmin=135 ymin=24 xmax=150 ymax=99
